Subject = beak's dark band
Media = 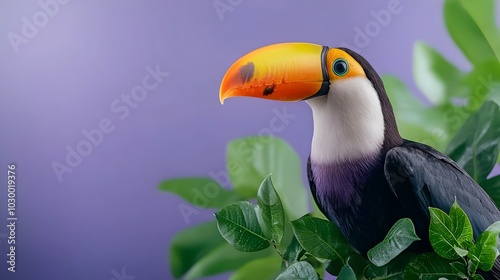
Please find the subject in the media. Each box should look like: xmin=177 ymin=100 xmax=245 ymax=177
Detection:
xmin=305 ymin=46 xmax=330 ymax=100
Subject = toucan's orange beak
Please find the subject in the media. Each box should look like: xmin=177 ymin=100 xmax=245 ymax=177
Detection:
xmin=219 ymin=42 xmax=330 ymax=104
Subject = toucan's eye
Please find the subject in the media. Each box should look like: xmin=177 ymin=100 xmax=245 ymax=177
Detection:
xmin=332 ymin=59 xmax=349 ymax=76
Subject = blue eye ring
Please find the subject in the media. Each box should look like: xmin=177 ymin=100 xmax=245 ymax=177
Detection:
xmin=332 ymin=58 xmax=349 ymax=76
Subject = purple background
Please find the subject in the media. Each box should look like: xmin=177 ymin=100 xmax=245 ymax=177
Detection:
xmin=0 ymin=1 xmax=498 ymax=279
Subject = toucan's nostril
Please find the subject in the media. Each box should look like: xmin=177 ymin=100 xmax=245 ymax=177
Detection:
xmin=263 ymin=84 xmax=276 ymax=96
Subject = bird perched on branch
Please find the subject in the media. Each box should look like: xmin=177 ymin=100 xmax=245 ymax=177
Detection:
xmin=219 ymin=42 xmax=500 ymax=278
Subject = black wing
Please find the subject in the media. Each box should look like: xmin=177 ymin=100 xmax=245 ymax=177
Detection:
xmin=384 ymin=140 xmax=500 ymax=239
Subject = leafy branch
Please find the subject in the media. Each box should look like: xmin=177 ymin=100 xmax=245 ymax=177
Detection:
xmin=215 ymin=174 xmax=500 ymax=279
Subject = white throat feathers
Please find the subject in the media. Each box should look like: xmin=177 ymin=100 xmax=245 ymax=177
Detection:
xmin=306 ymin=77 xmax=385 ymax=164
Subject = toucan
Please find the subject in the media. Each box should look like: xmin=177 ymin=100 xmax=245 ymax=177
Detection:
xmin=219 ymin=43 xmax=500 ymax=278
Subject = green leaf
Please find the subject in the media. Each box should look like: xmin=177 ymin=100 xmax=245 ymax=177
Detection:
xmin=444 ymin=0 xmax=500 ymax=65
xmin=429 ymin=202 xmax=473 ymax=260
xmin=226 ymin=136 xmax=309 ymax=220
xmin=447 ymin=63 xmax=500 ymax=136
xmin=404 ymin=253 xmax=463 ymax=280
xmin=460 ymin=59 xmax=500 ymax=104
xmin=283 ymin=236 xmax=306 ymax=266
xmin=169 ymin=221 xmax=224 ymax=278
xmin=256 ymin=175 xmax=285 ymax=244
xmin=468 ymin=221 xmax=500 ymax=272
xmin=338 ymin=264 xmax=356 ymax=280
xmin=449 ymin=201 xmax=474 ymax=246
xmin=368 ymin=218 xmax=420 ymax=267
xmin=215 ymin=201 xmax=270 ymax=252
xmin=454 ymin=246 xmax=468 ymax=258
xmin=473 ymin=275 xmax=486 ymax=280
xmin=275 ymin=261 xmax=318 ymax=280
xmin=325 ymin=259 xmax=343 ymax=276
xmin=291 ymin=215 xmax=350 ymax=262
xmin=229 ymin=255 xmax=281 ymax=280
xmin=311 ymin=197 xmax=327 ymax=220
xmin=445 ymin=101 xmax=500 ymax=181
xmin=364 ymin=253 xmax=413 ymax=280
xmin=364 ymin=266 xmax=403 ymax=280
xmin=326 ymin=251 xmax=370 ymax=277
xmin=413 ymin=41 xmax=465 ymax=105
xmin=158 ymin=177 xmax=243 ymax=208
xmin=382 ymin=75 xmax=450 ymax=151
xmin=185 ymin=243 xmax=273 ymax=279
xmin=347 ymin=251 xmax=371 ymax=278
xmin=429 ymin=207 xmax=457 ymax=259
xmin=482 ymin=176 xmax=500 ymax=207
xmin=468 ymin=243 xmax=481 ymax=274
xmin=169 ymin=221 xmax=273 ymax=279
xmin=449 ymin=262 xmax=468 ymax=279
xmin=302 ymin=254 xmax=325 ymax=279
